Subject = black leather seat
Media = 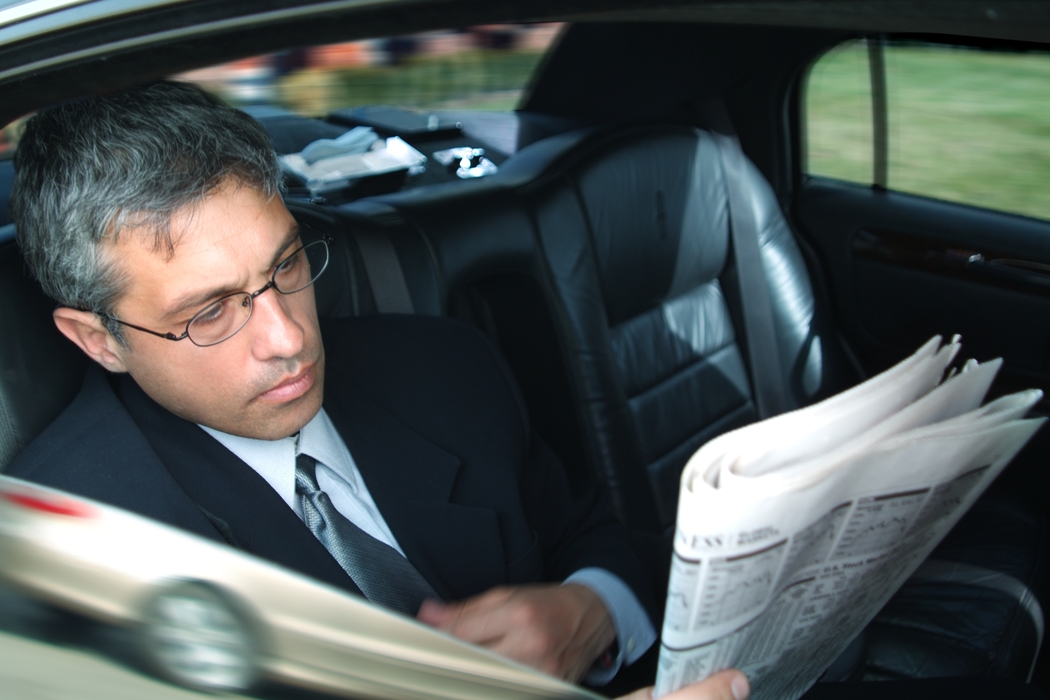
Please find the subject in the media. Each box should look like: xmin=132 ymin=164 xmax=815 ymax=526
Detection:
xmin=0 ymin=224 xmax=86 ymax=470
xmin=503 ymin=124 xmax=855 ymax=532
xmin=865 ymin=489 xmax=1047 ymax=681
xmin=441 ymin=124 xmax=1046 ymax=683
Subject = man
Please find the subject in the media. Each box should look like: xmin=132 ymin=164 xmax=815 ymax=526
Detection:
xmin=7 ymin=79 xmax=732 ymax=694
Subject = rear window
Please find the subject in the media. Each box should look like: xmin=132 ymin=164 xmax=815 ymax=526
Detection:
xmin=0 ymin=116 xmax=25 ymax=159
xmin=0 ymin=24 xmax=564 ymax=158
xmin=176 ymin=24 xmax=563 ymax=116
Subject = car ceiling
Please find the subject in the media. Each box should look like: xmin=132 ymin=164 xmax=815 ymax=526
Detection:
xmin=0 ymin=0 xmax=1049 ymax=127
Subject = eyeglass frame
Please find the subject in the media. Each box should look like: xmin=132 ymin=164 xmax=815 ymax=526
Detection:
xmin=98 ymin=228 xmax=334 ymax=347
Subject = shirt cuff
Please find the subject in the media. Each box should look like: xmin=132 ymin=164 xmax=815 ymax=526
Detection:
xmin=564 ymin=567 xmax=657 ymax=686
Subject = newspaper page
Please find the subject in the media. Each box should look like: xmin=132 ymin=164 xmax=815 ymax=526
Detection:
xmin=654 ymin=337 xmax=1045 ymax=700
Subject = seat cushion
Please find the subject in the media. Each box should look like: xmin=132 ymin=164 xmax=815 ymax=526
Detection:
xmin=865 ymin=489 xmax=1047 ymax=681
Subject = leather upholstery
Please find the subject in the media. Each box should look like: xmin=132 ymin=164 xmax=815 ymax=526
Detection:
xmin=865 ymin=489 xmax=1047 ymax=681
xmin=0 ymin=226 xmax=86 ymax=470
xmin=327 ymin=125 xmax=854 ymax=532
xmin=509 ymin=125 xmax=848 ymax=531
xmin=494 ymin=124 xmax=1047 ymax=681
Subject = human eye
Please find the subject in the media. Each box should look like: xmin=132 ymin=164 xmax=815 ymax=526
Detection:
xmin=192 ymin=296 xmax=238 ymax=328
xmin=275 ymin=247 xmax=306 ymax=282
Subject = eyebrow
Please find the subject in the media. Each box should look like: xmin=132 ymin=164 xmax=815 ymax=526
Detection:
xmin=160 ymin=223 xmax=301 ymax=321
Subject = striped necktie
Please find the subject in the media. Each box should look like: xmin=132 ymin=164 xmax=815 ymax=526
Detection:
xmin=294 ymin=453 xmax=439 ymax=615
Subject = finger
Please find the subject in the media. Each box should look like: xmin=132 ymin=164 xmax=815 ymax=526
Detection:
xmin=448 ymin=603 xmax=522 ymax=646
xmin=667 ymin=670 xmax=750 ymax=700
xmin=616 ymin=687 xmax=655 ymax=700
xmin=618 ymin=670 xmax=750 ymax=700
xmin=416 ymin=598 xmax=450 ymax=626
xmin=420 ymin=590 xmax=518 ymax=644
xmin=418 ymin=588 xmax=510 ymax=627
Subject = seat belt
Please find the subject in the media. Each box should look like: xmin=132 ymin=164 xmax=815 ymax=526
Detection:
xmin=704 ymin=105 xmax=789 ymax=418
xmin=352 ymin=227 xmax=415 ymax=314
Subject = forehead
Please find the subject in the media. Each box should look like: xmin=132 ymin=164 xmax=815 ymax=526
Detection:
xmin=106 ymin=184 xmax=296 ymax=309
xmin=120 ymin=183 xmax=290 ymax=257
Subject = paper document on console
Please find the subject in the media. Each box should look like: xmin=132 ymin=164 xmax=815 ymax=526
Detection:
xmin=654 ymin=336 xmax=1045 ymax=700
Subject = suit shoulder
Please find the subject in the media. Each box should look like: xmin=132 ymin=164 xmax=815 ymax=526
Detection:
xmin=7 ymin=367 xmax=117 ymax=482
xmin=7 ymin=368 xmax=191 ymax=519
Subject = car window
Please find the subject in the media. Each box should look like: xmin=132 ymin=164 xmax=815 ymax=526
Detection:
xmin=0 ymin=24 xmax=563 ymax=159
xmin=804 ymin=39 xmax=874 ymax=187
xmin=0 ymin=115 xmax=25 ymax=159
xmin=804 ymin=37 xmax=1050 ymax=222
xmin=175 ymin=24 xmax=563 ymax=116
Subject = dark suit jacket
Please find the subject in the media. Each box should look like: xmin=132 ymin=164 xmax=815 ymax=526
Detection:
xmin=9 ymin=315 xmax=657 ymax=620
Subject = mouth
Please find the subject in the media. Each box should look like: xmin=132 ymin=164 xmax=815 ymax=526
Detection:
xmin=257 ymin=364 xmax=316 ymax=403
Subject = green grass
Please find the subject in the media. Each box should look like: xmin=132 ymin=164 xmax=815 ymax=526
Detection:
xmin=805 ymin=40 xmax=874 ymax=184
xmin=806 ymin=41 xmax=1050 ymax=221
xmin=279 ymin=49 xmax=544 ymax=114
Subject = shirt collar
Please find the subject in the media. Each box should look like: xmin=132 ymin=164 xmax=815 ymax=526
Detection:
xmin=298 ymin=409 xmax=358 ymax=491
xmin=198 ymin=407 xmax=354 ymax=510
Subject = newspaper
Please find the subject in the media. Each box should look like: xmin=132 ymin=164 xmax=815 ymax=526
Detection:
xmin=654 ymin=336 xmax=1045 ymax=700
xmin=279 ymin=136 xmax=426 ymax=194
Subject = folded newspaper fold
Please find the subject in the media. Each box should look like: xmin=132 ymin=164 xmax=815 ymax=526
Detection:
xmin=654 ymin=336 xmax=1045 ymax=700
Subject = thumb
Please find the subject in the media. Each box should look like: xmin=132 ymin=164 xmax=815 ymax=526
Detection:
xmin=416 ymin=598 xmax=453 ymax=626
xmin=617 ymin=670 xmax=749 ymax=700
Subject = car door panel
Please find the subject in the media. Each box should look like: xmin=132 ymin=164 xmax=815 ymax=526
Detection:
xmin=795 ymin=177 xmax=1050 ymax=399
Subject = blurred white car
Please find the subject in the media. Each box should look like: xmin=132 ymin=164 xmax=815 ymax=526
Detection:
xmin=0 ymin=474 xmax=595 ymax=700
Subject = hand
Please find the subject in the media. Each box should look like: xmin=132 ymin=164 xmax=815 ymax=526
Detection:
xmin=417 ymin=583 xmax=615 ymax=682
xmin=617 ymin=669 xmax=750 ymax=700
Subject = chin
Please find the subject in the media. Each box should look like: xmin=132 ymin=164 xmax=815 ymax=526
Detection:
xmin=201 ymin=387 xmax=323 ymax=441
xmin=258 ymin=390 xmax=324 ymax=440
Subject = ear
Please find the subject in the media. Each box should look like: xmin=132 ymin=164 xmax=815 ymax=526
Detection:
xmin=52 ymin=307 xmax=130 ymax=373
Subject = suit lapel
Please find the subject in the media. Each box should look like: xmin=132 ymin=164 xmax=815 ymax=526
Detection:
xmin=115 ymin=375 xmax=364 ymax=598
xmin=116 ymin=361 xmax=510 ymax=603
xmin=10 ymin=367 xmax=219 ymax=541
xmin=323 ymin=371 xmax=508 ymax=601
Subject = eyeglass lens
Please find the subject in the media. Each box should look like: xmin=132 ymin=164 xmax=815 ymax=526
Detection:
xmin=186 ymin=239 xmax=329 ymax=346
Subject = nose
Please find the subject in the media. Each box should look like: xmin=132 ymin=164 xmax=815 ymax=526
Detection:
xmin=247 ymin=288 xmax=305 ymax=360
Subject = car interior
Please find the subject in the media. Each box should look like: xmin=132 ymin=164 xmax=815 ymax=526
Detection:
xmin=0 ymin=4 xmax=1049 ymax=695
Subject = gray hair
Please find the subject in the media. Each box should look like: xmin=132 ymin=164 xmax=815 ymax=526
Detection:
xmin=9 ymin=80 xmax=282 ymax=341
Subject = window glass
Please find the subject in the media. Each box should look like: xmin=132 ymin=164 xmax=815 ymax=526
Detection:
xmin=0 ymin=25 xmax=562 ymax=157
xmin=176 ymin=24 xmax=563 ymax=116
xmin=885 ymin=43 xmax=1050 ymax=220
xmin=804 ymin=39 xmax=873 ymax=185
xmin=0 ymin=116 xmax=26 ymax=159
xmin=805 ymin=38 xmax=1050 ymax=222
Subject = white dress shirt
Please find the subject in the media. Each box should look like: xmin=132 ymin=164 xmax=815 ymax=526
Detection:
xmin=202 ymin=409 xmax=404 ymax=554
xmin=201 ymin=408 xmax=654 ymax=682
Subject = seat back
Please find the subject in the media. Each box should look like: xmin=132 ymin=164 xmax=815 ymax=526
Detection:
xmin=0 ymin=225 xmax=87 ymax=471
xmin=515 ymin=125 xmax=853 ymax=531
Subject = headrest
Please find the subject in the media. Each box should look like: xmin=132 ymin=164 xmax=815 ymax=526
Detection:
xmin=524 ymin=125 xmax=731 ymax=327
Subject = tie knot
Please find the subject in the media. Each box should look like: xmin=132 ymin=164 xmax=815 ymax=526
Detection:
xmin=295 ymin=453 xmax=320 ymax=496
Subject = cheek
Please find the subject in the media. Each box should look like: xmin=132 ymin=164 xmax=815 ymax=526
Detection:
xmin=126 ymin=344 xmax=257 ymax=419
xmin=181 ymin=343 xmax=265 ymax=400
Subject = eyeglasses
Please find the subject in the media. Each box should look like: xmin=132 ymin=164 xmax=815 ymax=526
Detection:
xmin=102 ymin=231 xmax=332 ymax=347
